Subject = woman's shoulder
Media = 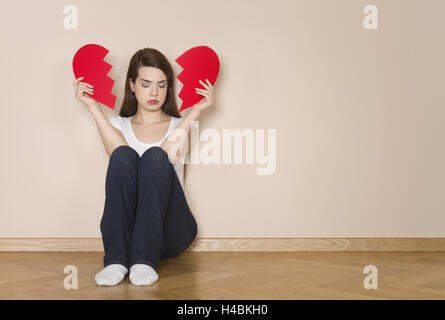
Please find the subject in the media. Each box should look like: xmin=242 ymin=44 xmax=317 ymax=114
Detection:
xmin=171 ymin=115 xmax=183 ymax=128
xmin=109 ymin=115 xmax=129 ymax=131
xmin=110 ymin=115 xmax=131 ymax=122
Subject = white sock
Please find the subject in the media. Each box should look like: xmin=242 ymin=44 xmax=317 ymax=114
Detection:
xmin=129 ymin=264 xmax=159 ymax=286
xmin=95 ymin=264 xmax=128 ymax=286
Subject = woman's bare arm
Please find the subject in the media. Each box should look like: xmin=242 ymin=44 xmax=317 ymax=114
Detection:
xmin=161 ymin=78 xmax=215 ymax=164
xmin=88 ymin=104 xmax=128 ymax=156
xmin=160 ymin=106 xmax=200 ymax=163
xmin=73 ymin=76 xmax=128 ymax=156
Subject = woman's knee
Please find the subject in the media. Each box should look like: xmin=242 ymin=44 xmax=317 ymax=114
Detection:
xmin=140 ymin=146 xmax=168 ymax=164
xmin=109 ymin=145 xmax=139 ymax=168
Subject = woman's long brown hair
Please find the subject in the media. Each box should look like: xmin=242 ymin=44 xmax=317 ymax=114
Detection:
xmin=119 ymin=48 xmax=181 ymax=119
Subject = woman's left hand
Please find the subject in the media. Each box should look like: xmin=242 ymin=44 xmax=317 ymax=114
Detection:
xmin=193 ymin=78 xmax=215 ymax=112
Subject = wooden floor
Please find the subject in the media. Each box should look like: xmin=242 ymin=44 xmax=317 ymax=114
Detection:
xmin=1 ymin=251 xmax=445 ymax=299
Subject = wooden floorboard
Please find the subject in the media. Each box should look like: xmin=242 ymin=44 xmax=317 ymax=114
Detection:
xmin=1 ymin=251 xmax=445 ymax=299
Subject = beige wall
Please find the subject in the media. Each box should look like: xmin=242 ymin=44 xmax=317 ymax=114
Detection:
xmin=1 ymin=0 xmax=444 ymax=237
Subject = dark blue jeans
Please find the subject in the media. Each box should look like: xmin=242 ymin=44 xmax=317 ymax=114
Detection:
xmin=99 ymin=145 xmax=197 ymax=271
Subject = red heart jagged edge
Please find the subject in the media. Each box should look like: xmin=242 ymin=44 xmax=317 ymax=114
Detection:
xmin=72 ymin=44 xmax=116 ymax=109
xmin=175 ymin=46 xmax=220 ymax=112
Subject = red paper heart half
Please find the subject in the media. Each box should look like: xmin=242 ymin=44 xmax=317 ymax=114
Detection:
xmin=175 ymin=46 xmax=220 ymax=112
xmin=72 ymin=44 xmax=116 ymax=109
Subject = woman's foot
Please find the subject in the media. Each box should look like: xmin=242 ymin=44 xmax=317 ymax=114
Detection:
xmin=95 ymin=264 xmax=128 ymax=286
xmin=129 ymin=264 xmax=159 ymax=285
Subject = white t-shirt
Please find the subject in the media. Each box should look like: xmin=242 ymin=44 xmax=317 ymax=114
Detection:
xmin=108 ymin=115 xmax=185 ymax=189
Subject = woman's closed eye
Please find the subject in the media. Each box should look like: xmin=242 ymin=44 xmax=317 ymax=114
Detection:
xmin=142 ymin=85 xmax=166 ymax=89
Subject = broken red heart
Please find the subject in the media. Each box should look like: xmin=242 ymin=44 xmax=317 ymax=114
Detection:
xmin=72 ymin=44 xmax=219 ymax=112
xmin=72 ymin=44 xmax=116 ymax=109
xmin=175 ymin=46 xmax=220 ymax=112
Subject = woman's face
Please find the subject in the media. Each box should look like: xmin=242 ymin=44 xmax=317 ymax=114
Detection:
xmin=130 ymin=66 xmax=168 ymax=112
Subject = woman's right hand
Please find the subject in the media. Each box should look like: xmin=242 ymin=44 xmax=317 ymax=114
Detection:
xmin=73 ymin=76 xmax=98 ymax=109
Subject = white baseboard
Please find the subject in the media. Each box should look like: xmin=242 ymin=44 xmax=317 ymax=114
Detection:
xmin=1 ymin=238 xmax=445 ymax=251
